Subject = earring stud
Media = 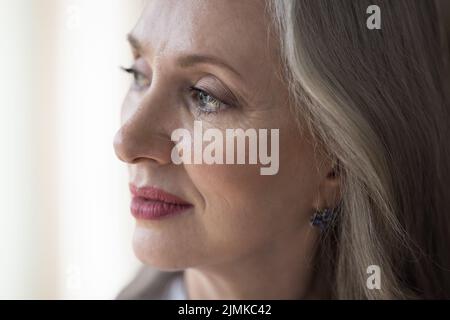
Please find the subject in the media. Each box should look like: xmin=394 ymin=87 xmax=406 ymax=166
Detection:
xmin=310 ymin=207 xmax=335 ymax=230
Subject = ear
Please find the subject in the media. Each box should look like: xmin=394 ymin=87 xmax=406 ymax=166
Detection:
xmin=313 ymin=160 xmax=341 ymax=210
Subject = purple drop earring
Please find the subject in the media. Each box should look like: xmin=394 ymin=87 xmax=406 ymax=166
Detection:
xmin=310 ymin=207 xmax=336 ymax=230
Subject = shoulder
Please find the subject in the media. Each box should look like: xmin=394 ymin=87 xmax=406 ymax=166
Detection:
xmin=116 ymin=267 xmax=187 ymax=300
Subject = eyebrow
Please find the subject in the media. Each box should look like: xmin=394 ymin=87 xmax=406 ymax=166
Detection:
xmin=127 ymin=33 xmax=242 ymax=79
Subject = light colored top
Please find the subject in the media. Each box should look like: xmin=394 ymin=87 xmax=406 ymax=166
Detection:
xmin=117 ymin=267 xmax=188 ymax=300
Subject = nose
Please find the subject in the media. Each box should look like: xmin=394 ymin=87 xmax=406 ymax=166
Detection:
xmin=113 ymin=94 xmax=174 ymax=165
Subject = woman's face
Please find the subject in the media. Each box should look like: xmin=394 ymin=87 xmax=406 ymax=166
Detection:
xmin=114 ymin=0 xmax=334 ymax=270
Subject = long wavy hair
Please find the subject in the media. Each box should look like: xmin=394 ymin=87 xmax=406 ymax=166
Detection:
xmin=270 ymin=0 xmax=450 ymax=299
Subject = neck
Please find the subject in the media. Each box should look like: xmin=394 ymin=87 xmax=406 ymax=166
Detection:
xmin=184 ymin=225 xmax=320 ymax=299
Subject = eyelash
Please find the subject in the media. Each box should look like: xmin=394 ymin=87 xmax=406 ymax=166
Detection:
xmin=121 ymin=66 xmax=230 ymax=116
xmin=189 ymin=87 xmax=228 ymax=116
xmin=121 ymin=66 xmax=150 ymax=89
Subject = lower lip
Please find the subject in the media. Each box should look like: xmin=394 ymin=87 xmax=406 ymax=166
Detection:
xmin=130 ymin=196 xmax=192 ymax=220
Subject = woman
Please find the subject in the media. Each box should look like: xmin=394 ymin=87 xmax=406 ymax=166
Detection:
xmin=114 ymin=0 xmax=450 ymax=299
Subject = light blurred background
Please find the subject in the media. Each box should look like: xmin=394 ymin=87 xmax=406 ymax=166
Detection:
xmin=0 ymin=0 xmax=146 ymax=299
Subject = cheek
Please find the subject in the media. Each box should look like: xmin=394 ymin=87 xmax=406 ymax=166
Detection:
xmin=184 ymin=135 xmax=318 ymax=260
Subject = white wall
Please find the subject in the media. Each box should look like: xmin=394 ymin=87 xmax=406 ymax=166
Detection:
xmin=0 ymin=0 xmax=144 ymax=299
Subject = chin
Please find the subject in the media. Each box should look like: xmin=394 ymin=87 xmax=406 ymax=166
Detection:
xmin=132 ymin=223 xmax=198 ymax=271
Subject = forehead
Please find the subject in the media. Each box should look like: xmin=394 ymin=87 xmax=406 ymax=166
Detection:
xmin=131 ymin=0 xmax=277 ymax=78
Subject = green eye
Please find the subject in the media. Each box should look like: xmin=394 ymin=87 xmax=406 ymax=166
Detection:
xmin=191 ymin=88 xmax=225 ymax=115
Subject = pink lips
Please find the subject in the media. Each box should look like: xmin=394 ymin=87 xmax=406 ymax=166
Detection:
xmin=129 ymin=184 xmax=193 ymax=220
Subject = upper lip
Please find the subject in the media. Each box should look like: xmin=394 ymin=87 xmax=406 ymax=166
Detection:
xmin=129 ymin=184 xmax=192 ymax=205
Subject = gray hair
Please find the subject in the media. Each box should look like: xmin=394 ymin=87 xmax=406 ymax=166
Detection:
xmin=270 ymin=0 xmax=450 ymax=299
